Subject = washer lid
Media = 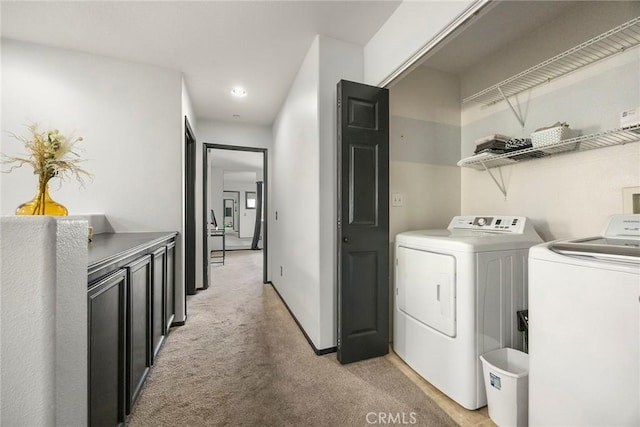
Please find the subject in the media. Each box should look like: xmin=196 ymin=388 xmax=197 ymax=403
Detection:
xmin=551 ymin=237 xmax=640 ymax=263
xmin=549 ymin=215 xmax=640 ymax=263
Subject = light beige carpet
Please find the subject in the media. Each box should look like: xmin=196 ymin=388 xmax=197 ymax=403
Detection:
xmin=127 ymin=250 xmax=457 ymax=427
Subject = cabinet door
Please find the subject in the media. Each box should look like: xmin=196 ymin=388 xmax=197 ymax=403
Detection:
xmin=165 ymin=242 xmax=176 ymax=331
xmin=151 ymin=246 xmax=166 ymax=362
xmin=126 ymin=255 xmax=152 ymax=414
xmin=88 ymin=269 xmax=127 ymax=427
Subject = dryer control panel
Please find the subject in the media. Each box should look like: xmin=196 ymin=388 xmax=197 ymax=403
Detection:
xmin=448 ymin=215 xmax=527 ymax=234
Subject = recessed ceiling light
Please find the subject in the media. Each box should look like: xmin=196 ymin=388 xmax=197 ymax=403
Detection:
xmin=231 ymin=87 xmax=247 ymax=97
xmin=233 ymin=114 xmax=241 ymax=119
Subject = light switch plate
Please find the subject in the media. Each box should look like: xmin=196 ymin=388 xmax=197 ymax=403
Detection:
xmin=392 ymin=193 xmax=404 ymax=207
xmin=623 ymin=186 xmax=640 ymax=214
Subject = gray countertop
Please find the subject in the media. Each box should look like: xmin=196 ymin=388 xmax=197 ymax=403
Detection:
xmin=88 ymin=232 xmax=178 ymax=279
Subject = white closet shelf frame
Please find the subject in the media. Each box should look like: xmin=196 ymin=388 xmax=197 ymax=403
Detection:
xmin=458 ymin=125 xmax=640 ymax=198
xmin=462 ymin=17 xmax=640 ymax=106
xmin=459 ymin=125 xmax=640 ymax=171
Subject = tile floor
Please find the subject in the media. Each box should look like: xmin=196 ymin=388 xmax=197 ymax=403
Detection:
xmin=388 ymin=352 xmax=495 ymax=426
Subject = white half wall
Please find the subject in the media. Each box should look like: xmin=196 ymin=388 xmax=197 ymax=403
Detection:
xmin=1 ymin=217 xmax=87 ymax=426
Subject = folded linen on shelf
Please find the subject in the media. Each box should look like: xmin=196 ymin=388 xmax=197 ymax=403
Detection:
xmin=504 ymin=137 xmax=531 ymax=150
xmin=504 ymin=137 xmax=546 ymax=160
xmin=474 ymin=134 xmax=511 ymax=145
xmin=473 ymin=133 xmax=512 ymax=154
xmin=474 ymin=139 xmax=507 ymax=154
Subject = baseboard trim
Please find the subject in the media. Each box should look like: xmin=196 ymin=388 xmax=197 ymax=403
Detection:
xmin=171 ymin=316 xmax=187 ymax=327
xmin=267 ymin=281 xmax=337 ymax=356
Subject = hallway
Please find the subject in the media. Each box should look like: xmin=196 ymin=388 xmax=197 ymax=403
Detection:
xmin=126 ymin=251 xmax=459 ymax=426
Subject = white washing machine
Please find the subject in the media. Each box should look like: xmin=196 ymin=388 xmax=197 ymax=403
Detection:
xmin=529 ymin=214 xmax=640 ymax=426
xmin=394 ymin=215 xmax=542 ymax=410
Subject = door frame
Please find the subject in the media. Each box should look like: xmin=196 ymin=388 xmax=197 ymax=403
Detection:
xmin=202 ymin=143 xmax=268 ymax=288
xmin=184 ymin=117 xmax=197 ymax=297
xmin=222 ymin=191 xmax=241 ymax=233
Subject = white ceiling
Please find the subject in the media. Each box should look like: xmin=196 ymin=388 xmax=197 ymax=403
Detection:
xmin=1 ymin=1 xmax=401 ymax=125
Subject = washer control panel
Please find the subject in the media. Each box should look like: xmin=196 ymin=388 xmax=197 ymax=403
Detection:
xmin=448 ymin=215 xmax=527 ymax=233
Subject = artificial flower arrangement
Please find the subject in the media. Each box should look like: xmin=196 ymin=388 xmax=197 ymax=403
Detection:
xmin=2 ymin=123 xmax=91 ymax=215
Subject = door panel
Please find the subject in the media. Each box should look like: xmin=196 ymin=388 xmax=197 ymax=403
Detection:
xmin=88 ymin=269 xmax=126 ymax=427
xmin=337 ymin=80 xmax=389 ymax=364
xmin=348 ymin=98 xmax=378 ymax=129
xmin=165 ymin=242 xmax=176 ymax=331
xmin=126 ymin=255 xmax=152 ymax=413
xmin=349 ymin=145 xmax=378 ymax=226
xmin=396 ymin=247 xmax=457 ymax=337
xmin=151 ymin=247 xmax=166 ymax=361
xmin=345 ymin=251 xmax=379 ymax=336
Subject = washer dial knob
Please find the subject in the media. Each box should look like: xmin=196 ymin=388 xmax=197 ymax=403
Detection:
xmin=477 ymin=217 xmax=487 ymax=226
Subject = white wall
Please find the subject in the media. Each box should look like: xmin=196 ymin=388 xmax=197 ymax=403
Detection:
xmin=389 ymin=66 xmax=462 ymax=240
xmin=271 ymin=35 xmax=363 ymax=350
xmin=1 ymin=40 xmax=182 ymax=229
xmin=1 ymin=40 xmax=188 ymax=322
xmin=271 ymin=36 xmax=322 ymax=347
xmin=460 ymin=4 xmax=640 ymax=240
xmin=198 ymin=120 xmax=273 ymax=149
xmin=364 ymin=0 xmax=480 ymax=86
xmin=317 ymin=36 xmax=364 ymax=348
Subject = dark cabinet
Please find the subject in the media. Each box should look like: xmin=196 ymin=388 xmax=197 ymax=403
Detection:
xmin=151 ymin=247 xmax=166 ymax=361
xmin=88 ymin=232 xmax=177 ymax=426
xmin=165 ymin=242 xmax=176 ymax=331
xmin=126 ymin=254 xmax=152 ymax=414
xmin=88 ymin=269 xmax=127 ymax=427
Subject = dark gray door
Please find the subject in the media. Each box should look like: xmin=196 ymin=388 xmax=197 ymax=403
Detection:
xmin=337 ymin=80 xmax=389 ymax=364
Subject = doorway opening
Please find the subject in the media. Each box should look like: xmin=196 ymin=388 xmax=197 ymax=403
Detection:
xmin=202 ymin=144 xmax=268 ymax=289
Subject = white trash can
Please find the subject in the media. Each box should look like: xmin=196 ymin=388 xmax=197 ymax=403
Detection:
xmin=480 ymin=348 xmax=529 ymax=427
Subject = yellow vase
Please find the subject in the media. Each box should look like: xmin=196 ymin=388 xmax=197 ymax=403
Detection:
xmin=15 ymin=180 xmax=68 ymax=216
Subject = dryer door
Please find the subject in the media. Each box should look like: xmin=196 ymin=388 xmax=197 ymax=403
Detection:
xmin=396 ymin=246 xmax=456 ymax=337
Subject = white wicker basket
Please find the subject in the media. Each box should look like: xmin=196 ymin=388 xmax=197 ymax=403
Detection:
xmin=530 ymin=126 xmax=579 ymax=153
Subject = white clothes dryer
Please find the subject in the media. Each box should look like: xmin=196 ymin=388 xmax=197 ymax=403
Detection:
xmin=393 ymin=215 xmax=542 ymax=410
xmin=529 ymin=214 xmax=640 ymax=426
